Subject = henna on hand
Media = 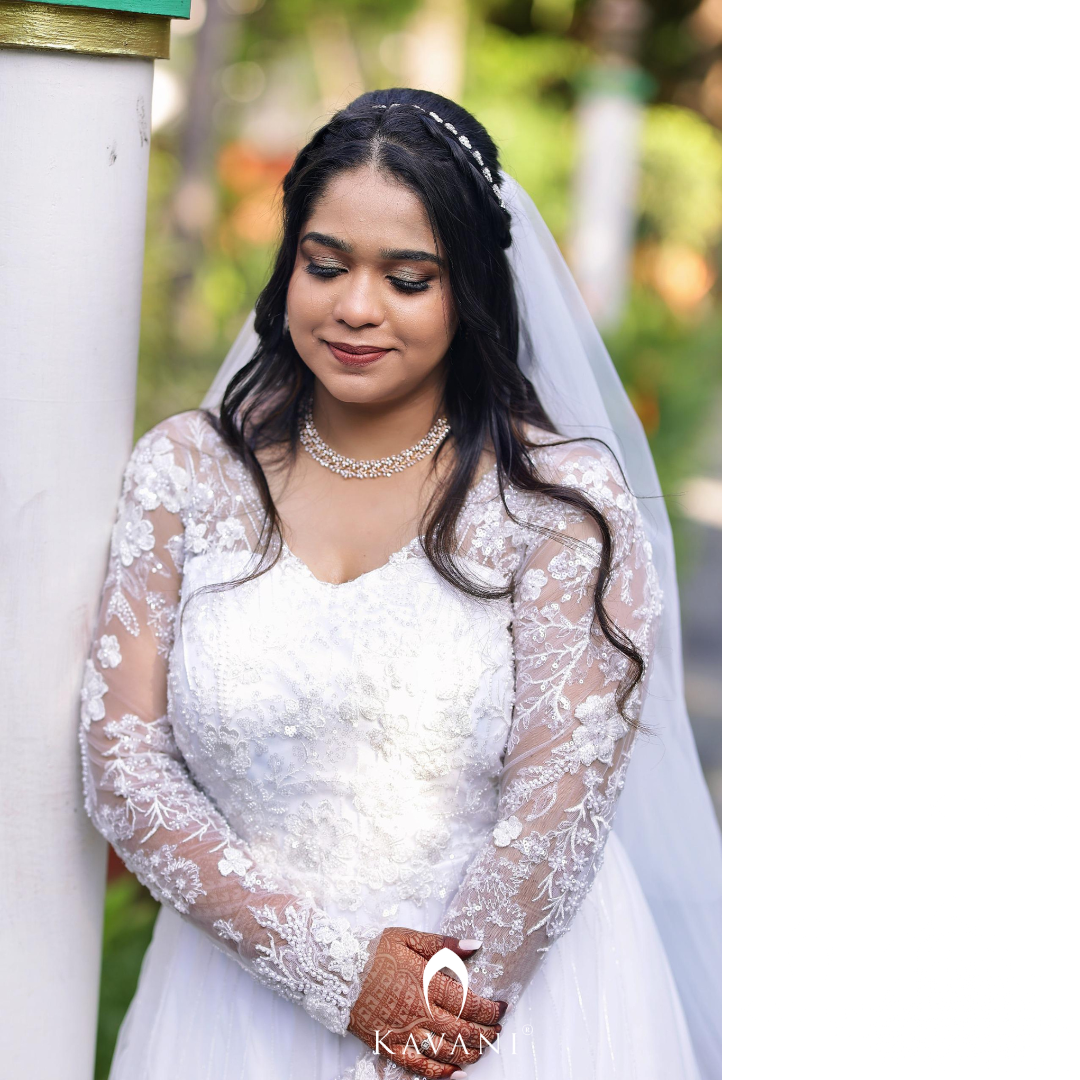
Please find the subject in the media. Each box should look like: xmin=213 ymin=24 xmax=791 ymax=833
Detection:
xmin=347 ymin=927 xmax=505 ymax=1079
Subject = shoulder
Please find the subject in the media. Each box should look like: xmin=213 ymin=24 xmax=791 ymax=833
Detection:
xmin=134 ymin=409 xmax=230 ymax=460
xmin=122 ymin=410 xmax=239 ymax=516
xmin=498 ymin=427 xmax=646 ymax=569
xmin=131 ymin=409 xmax=243 ymax=477
xmin=522 ymin=426 xmax=635 ymax=521
xmin=506 ymin=430 xmax=660 ymax=620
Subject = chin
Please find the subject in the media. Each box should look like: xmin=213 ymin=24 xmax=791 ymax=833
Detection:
xmin=308 ymin=362 xmax=429 ymax=409
xmin=316 ymin=371 xmax=397 ymax=405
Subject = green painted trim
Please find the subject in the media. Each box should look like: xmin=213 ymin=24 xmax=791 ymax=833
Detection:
xmin=23 ymin=0 xmax=189 ymax=17
xmin=0 ymin=0 xmax=172 ymax=57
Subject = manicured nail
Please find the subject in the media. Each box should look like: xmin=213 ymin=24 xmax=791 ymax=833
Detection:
xmin=450 ymin=1072 xmax=468 ymax=1079
xmin=457 ymin=938 xmax=482 ymax=950
xmin=495 ymin=999 xmax=508 ymax=1019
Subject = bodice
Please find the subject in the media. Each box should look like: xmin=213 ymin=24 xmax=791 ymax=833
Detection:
xmin=170 ymin=542 xmax=515 ymax=925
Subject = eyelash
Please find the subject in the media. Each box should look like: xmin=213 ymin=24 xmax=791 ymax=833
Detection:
xmin=390 ymin=277 xmax=431 ymax=293
xmin=303 ymin=262 xmax=431 ymax=293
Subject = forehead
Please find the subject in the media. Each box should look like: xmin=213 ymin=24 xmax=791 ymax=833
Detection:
xmin=305 ymin=165 xmax=436 ymax=249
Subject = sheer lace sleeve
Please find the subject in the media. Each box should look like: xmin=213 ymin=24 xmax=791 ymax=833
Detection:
xmin=439 ymin=444 xmax=663 ymax=1008
xmin=78 ymin=417 xmax=379 ymax=1036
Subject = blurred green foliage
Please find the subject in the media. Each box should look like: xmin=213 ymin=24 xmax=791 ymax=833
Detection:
xmin=252 ymin=0 xmax=420 ymax=39
xmin=463 ymin=24 xmax=589 ymax=237
xmin=96 ymin=876 xmax=160 ymax=1080
xmin=639 ymin=103 xmax=722 ymax=247
xmin=608 ymin=285 xmax=721 ymax=492
xmin=486 ymin=0 xmax=710 ymax=100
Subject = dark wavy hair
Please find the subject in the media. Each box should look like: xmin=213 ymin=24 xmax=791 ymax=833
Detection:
xmin=202 ymin=87 xmax=647 ymax=724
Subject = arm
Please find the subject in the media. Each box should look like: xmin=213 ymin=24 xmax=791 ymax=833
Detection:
xmin=78 ymin=423 xmax=378 ymax=1035
xmin=438 ymin=447 xmax=663 ymax=1008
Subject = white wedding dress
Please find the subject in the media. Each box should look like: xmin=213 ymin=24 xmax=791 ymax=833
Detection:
xmin=80 ymin=409 xmax=705 ymax=1080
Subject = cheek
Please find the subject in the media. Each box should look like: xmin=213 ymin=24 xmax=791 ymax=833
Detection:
xmin=393 ymin=290 xmax=456 ymax=353
xmin=287 ymin=269 xmax=330 ymax=323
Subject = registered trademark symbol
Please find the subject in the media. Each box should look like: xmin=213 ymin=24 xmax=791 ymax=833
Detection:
xmin=522 ymin=1025 xmax=532 ymax=1034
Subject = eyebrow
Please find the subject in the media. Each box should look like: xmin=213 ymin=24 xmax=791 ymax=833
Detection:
xmin=299 ymin=233 xmax=445 ymax=268
xmin=379 ymin=247 xmax=445 ymax=268
xmin=301 ymin=231 xmax=352 ymax=252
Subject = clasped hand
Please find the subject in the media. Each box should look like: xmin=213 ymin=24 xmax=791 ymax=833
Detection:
xmin=347 ymin=927 xmax=507 ymax=1079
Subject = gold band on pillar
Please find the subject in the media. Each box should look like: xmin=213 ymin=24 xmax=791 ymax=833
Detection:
xmin=0 ymin=1 xmax=171 ymax=60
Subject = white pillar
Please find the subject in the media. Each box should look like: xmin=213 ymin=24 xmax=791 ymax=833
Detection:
xmin=567 ymin=0 xmax=651 ymax=330
xmin=400 ymin=0 xmax=467 ymax=101
xmin=0 ymin=45 xmax=153 ymax=1076
xmin=568 ymin=88 xmax=644 ymax=329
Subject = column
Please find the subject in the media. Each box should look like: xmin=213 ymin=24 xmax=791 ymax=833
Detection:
xmin=0 ymin=2 xmax=185 ymax=1074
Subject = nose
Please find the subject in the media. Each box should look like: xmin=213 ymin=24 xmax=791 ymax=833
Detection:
xmin=332 ymin=268 xmax=385 ymax=328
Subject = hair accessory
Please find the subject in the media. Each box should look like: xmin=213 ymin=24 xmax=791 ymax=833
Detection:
xmin=371 ymin=102 xmax=507 ymax=211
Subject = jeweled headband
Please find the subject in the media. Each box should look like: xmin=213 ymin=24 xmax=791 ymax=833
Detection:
xmin=371 ymin=102 xmax=507 ymax=211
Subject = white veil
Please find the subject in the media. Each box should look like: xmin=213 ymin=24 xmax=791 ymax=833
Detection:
xmin=201 ymin=172 xmax=722 ymax=1077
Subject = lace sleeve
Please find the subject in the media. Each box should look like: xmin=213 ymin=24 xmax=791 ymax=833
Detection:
xmin=438 ymin=445 xmax=663 ymax=1008
xmin=78 ymin=421 xmax=379 ymax=1036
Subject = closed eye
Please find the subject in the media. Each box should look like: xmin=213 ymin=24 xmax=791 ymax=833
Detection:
xmin=304 ymin=261 xmax=345 ymax=279
xmin=303 ymin=263 xmax=430 ymax=293
xmin=389 ymin=277 xmax=431 ymax=293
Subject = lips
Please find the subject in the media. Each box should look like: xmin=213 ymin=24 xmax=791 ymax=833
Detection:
xmin=323 ymin=340 xmax=392 ymax=367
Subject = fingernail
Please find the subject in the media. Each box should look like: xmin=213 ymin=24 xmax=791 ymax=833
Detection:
xmin=457 ymin=938 xmax=482 ymax=950
xmin=450 ymin=1072 xmax=468 ymax=1079
xmin=496 ymin=999 xmax=508 ymax=1020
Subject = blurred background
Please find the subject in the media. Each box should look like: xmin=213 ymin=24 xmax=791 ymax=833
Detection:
xmin=97 ymin=0 xmax=720 ymax=1073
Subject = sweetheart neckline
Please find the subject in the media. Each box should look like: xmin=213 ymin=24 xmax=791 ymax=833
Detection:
xmin=272 ymin=458 xmax=501 ymax=587
xmin=278 ymin=534 xmax=422 ymax=588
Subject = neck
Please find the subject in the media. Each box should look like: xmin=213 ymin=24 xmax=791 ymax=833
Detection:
xmin=309 ymin=375 xmax=445 ymax=461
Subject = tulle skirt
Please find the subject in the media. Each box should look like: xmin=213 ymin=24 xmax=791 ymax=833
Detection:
xmin=109 ymin=831 xmax=704 ymax=1080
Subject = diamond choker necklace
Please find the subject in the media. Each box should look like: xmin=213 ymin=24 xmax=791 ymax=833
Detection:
xmin=299 ymin=403 xmax=451 ymax=479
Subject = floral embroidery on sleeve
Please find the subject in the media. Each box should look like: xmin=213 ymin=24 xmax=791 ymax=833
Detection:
xmin=439 ymin=441 xmax=662 ymax=1008
xmin=78 ymin=413 xmax=382 ymax=1035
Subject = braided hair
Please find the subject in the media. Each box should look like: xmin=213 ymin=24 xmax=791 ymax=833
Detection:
xmin=205 ymin=88 xmax=648 ymax=724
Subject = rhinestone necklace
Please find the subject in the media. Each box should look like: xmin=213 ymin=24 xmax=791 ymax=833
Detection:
xmin=299 ymin=403 xmax=451 ymax=479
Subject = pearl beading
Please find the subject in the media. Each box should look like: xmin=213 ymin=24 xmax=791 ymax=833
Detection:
xmin=299 ymin=404 xmax=450 ymax=479
xmin=371 ymin=102 xmax=507 ymax=210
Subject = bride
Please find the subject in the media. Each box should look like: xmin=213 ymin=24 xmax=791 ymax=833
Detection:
xmin=79 ymin=89 xmax=721 ymax=1079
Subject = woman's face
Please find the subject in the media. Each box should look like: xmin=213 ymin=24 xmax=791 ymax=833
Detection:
xmin=285 ymin=164 xmax=457 ymax=408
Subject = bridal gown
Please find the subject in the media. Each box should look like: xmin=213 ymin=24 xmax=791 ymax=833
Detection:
xmin=79 ymin=409 xmax=705 ymax=1080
